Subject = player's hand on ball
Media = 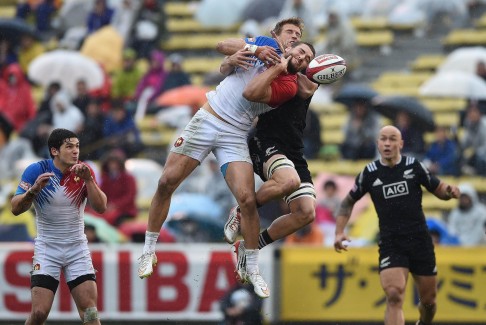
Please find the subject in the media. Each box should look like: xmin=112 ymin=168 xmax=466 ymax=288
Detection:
xmin=334 ymin=233 xmax=351 ymax=253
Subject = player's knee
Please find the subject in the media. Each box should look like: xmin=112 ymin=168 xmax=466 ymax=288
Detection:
xmin=294 ymin=205 xmax=315 ymax=226
xmin=157 ymin=174 xmax=178 ymax=194
xmin=237 ymin=191 xmax=257 ymax=210
xmin=384 ymin=286 xmax=405 ymax=306
xmin=280 ymin=176 xmax=301 ymax=196
xmin=30 ymin=308 xmax=49 ymax=324
xmin=82 ymin=306 xmax=99 ymax=324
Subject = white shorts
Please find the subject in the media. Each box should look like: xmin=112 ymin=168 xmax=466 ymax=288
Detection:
xmin=32 ymin=238 xmax=95 ymax=282
xmin=170 ymin=109 xmax=252 ymax=166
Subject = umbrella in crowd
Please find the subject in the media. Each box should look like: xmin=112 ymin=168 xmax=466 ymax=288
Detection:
xmin=57 ymin=0 xmax=92 ymax=30
xmin=438 ymin=46 xmax=486 ymax=74
xmin=0 ymin=18 xmax=38 ymax=45
xmin=166 ymin=211 xmax=226 ymax=243
xmin=156 ymin=85 xmax=210 ymax=111
xmin=81 ymin=26 xmax=123 ymax=73
xmin=28 ymin=49 xmax=104 ymax=95
xmin=372 ymin=95 xmax=436 ymax=132
xmin=84 ymin=213 xmax=126 ymax=243
xmin=419 ymin=71 xmax=486 ymax=100
xmin=334 ymin=83 xmax=379 ymax=107
xmin=168 ymin=193 xmax=223 ymax=220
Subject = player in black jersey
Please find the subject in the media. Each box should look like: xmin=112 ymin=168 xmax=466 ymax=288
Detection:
xmin=334 ymin=125 xmax=460 ymax=325
xmin=218 ymin=18 xmax=323 ymax=282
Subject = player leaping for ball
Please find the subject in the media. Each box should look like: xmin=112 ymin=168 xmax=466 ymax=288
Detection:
xmin=138 ymin=21 xmax=315 ymax=298
xmin=217 ymin=18 xmax=325 ymax=281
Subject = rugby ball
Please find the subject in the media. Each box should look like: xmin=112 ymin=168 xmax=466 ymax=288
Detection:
xmin=306 ymin=54 xmax=347 ymax=84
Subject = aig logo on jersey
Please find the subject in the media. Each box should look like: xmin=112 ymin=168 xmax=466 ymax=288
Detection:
xmin=383 ymin=181 xmax=409 ymax=199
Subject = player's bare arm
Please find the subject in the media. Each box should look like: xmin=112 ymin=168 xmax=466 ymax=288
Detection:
xmin=72 ymin=163 xmax=107 ymax=213
xmin=216 ymin=38 xmax=280 ymax=65
xmin=296 ymin=73 xmax=318 ymax=99
xmin=11 ymin=172 xmax=54 ymax=215
xmin=433 ymin=181 xmax=460 ymax=200
xmin=220 ymin=49 xmax=257 ymax=75
xmin=242 ymin=56 xmax=291 ymax=103
xmin=334 ymin=194 xmax=356 ymax=252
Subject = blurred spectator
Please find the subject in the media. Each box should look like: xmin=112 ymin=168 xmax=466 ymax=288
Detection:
xmin=0 ymin=113 xmax=37 ymax=182
xmin=111 ymin=48 xmax=144 ymax=102
xmin=0 ymin=63 xmax=36 ymax=132
xmin=279 ymin=0 xmax=316 ymax=41
xmin=285 ymin=222 xmax=324 ymax=245
xmin=50 ymin=91 xmax=84 ymax=132
xmin=78 ymin=98 xmax=105 ymax=160
xmin=447 ymin=183 xmax=486 ymax=246
xmin=426 ymin=217 xmax=459 ymax=246
xmin=86 ymin=0 xmax=114 ymax=35
xmin=72 ymin=79 xmax=93 ymax=116
xmin=394 ymin=110 xmax=425 ymax=159
xmin=340 ymin=100 xmax=380 ymax=160
xmin=18 ymin=34 xmax=45 ymax=74
xmin=303 ymin=108 xmax=322 ymax=159
xmin=160 ymin=53 xmax=192 ymax=93
xmin=16 ymin=0 xmax=58 ymax=34
xmin=88 ymin=150 xmax=138 ymax=226
xmin=130 ymin=0 xmax=169 ymax=59
xmin=460 ymin=102 xmax=486 ymax=175
xmin=318 ymin=179 xmax=341 ymax=218
xmin=219 ymin=282 xmax=263 ymax=325
xmin=84 ymin=224 xmax=101 ymax=243
xmin=134 ymin=49 xmax=167 ymax=105
xmin=111 ymin=0 xmax=140 ymax=45
xmin=0 ymin=193 xmax=36 ymax=240
xmin=88 ymin=64 xmax=113 ymax=112
xmin=20 ymin=81 xmax=60 ymax=157
xmin=0 ymin=39 xmax=17 ymax=73
xmin=424 ymin=126 xmax=460 ymax=176
xmin=476 ymin=60 xmax=486 ymax=82
xmin=102 ymin=99 xmax=143 ymax=157
xmin=319 ymin=10 xmax=359 ymax=72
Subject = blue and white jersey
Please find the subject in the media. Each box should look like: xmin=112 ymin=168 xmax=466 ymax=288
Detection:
xmin=15 ymin=159 xmax=93 ymax=242
xmin=207 ymin=36 xmax=282 ymax=132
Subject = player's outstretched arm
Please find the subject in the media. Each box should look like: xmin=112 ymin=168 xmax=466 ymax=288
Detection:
xmin=296 ymin=73 xmax=318 ymax=99
xmin=220 ymin=50 xmax=257 ymax=76
xmin=433 ymin=181 xmax=460 ymax=201
xmin=334 ymin=194 xmax=356 ymax=253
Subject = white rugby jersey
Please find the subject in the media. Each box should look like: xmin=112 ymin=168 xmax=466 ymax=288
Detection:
xmin=15 ymin=159 xmax=94 ymax=242
xmin=207 ymin=36 xmax=282 ymax=132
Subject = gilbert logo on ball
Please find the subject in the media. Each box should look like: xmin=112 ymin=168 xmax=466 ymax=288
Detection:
xmin=306 ymin=54 xmax=347 ymax=84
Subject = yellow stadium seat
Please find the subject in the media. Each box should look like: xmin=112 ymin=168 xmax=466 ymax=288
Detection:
xmin=356 ymin=30 xmax=394 ymax=47
xmin=374 ymin=71 xmax=433 ymax=87
xmin=443 ymin=29 xmax=486 ymax=47
xmin=419 ymin=98 xmax=466 ymax=113
xmin=182 ymin=57 xmax=223 ymax=74
xmin=350 ymin=17 xmax=388 ymax=30
xmin=165 ymin=2 xmax=195 ymax=17
xmin=162 ymin=33 xmax=240 ymax=51
xmin=167 ymin=18 xmax=240 ymax=33
xmin=410 ymin=54 xmax=446 ymax=72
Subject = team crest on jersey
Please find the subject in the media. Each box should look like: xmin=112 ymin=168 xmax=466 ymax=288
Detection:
xmin=383 ymin=181 xmax=409 ymax=199
xmin=403 ymin=169 xmax=415 ymax=179
xmin=174 ymin=137 xmax=184 ymax=147
xmin=33 ymin=263 xmax=40 ymax=271
xmin=74 ymin=176 xmax=80 ymax=182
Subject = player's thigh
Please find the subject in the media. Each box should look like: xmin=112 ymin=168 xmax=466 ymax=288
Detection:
xmin=224 ymin=161 xmax=255 ymax=201
xmin=162 ymin=152 xmax=201 ymax=186
xmin=412 ymin=274 xmax=437 ymax=301
xmin=380 ymin=267 xmax=409 ymax=294
xmin=264 ymin=154 xmax=300 ymax=184
xmin=30 ymin=286 xmax=56 ymax=313
xmin=71 ymin=279 xmax=98 ymax=310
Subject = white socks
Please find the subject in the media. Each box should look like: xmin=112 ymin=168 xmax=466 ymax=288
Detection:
xmin=143 ymin=231 xmax=159 ymax=254
xmin=245 ymin=249 xmax=259 ymax=274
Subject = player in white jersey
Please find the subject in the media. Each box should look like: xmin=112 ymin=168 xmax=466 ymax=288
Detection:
xmin=11 ymin=128 xmax=107 ymax=325
xmin=138 ymin=33 xmax=314 ymax=298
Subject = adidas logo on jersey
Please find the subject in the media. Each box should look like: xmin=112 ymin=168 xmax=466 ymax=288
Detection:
xmin=372 ymin=178 xmax=383 ymax=186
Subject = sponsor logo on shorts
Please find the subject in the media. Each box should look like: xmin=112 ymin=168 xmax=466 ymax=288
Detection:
xmin=33 ymin=263 xmax=40 ymax=271
xmin=383 ymin=181 xmax=409 ymax=199
xmin=174 ymin=137 xmax=184 ymax=147
xmin=380 ymin=257 xmax=390 ymax=268
xmin=265 ymin=146 xmax=278 ymax=157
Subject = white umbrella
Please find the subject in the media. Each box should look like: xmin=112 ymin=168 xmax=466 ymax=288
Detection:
xmin=28 ymin=50 xmax=104 ymax=95
xmin=419 ymin=71 xmax=486 ymax=99
xmin=438 ymin=46 xmax=486 ymax=74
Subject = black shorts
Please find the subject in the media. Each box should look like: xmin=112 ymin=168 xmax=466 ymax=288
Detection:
xmin=378 ymin=231 xmax=437 ymax=276
xmin=248 ymin=136 xmax=312 ymax=184
xmin=31 ymin=273 xmax=96 ymax=294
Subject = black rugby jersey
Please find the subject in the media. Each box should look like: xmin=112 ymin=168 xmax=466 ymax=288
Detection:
xmin=254 ymin=95 xmax=313 ymax=154
xmin=349 ymin=156 xmax=440 ymax=237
